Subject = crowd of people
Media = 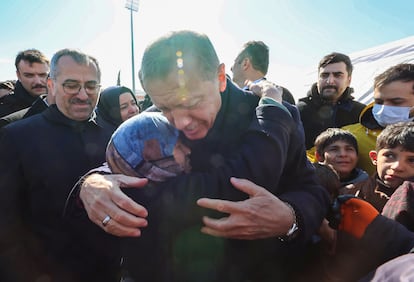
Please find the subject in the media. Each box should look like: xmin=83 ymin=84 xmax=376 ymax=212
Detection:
xmin=0 ymin=30 xmax=413 ymax=282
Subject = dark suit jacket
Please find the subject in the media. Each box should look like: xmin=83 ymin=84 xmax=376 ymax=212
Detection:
xmin=0 ymin=105 xmax=120 ymax=282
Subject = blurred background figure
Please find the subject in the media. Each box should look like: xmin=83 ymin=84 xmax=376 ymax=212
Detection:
xmin=231 ymin=40 xmax=296 ymax=105
xmin=297 ymin=52 xmax=365 ymax=149
xmin=0 ymin=49 xmax=49 ymax=118
xmin=0 ymin=80 xmax=16 ymax=98
xmin=96 ymin=85 xmax=140 ymax=131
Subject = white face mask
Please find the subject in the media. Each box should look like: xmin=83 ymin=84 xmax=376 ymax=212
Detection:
xmin=372 ymin=104 xmax=414 ymax=127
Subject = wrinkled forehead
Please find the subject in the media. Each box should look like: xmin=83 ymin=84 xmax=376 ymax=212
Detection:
xmin=374 ymin=80 xmax=414 ymax=101
xmin=318 ymin=62 xmax=348 ymax=74
xmin=142 ymin=54 xmax=205 ymax=84
xmin=17 ymin=60 xmax=49 ymax=71
xmin=145 ymin=66 xmax=215 ymax=101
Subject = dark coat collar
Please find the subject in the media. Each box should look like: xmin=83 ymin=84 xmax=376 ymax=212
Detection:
xmin=14 ymin=80 xmax=38 ymax=105
xmin=43 ymin=104 xmax=99 ymax=131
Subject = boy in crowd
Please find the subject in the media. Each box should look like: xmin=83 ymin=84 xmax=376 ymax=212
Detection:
xmin=314 ymin=128 xmax=368 ymax=191
xmin=343 ymin=63 xmax=414 ymax=175
xmin=308 ymin=63 xmax=414 ymax=176
xmin=353 ymin=121 xmax=414 ymax=213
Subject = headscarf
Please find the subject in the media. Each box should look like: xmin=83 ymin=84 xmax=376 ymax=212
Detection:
xmin=97 ymin=86 xmax=137 ymax=127
xmin=106 ymin=111 xmax=184 ymax=182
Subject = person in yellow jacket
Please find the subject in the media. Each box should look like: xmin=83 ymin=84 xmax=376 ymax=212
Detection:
xmin=308 ymin=63 xmax=414 ymax=175
xmin=341 ymin=102 xmax=382 ymax=175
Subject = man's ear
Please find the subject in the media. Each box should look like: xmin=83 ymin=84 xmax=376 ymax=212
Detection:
xmin=347 ymin=75 xmax=352 ymax=86
xmin=315 ymin=151 xmax=324 ymax=162
xmin=16 ymin=70 xmax=21 ymax=81
xmin=218 ymin=63 xmax=226 ymax=92
xmin=369 ymin=150 xmax=377 ymax=165
xmin=241 ymin=57 xmax=250 ymax=71
xmin=47 ymin=77 xmax=56 ymax=98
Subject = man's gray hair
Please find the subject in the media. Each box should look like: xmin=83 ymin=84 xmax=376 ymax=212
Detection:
xmin=49 ymin=48 xmax=101 ymax=81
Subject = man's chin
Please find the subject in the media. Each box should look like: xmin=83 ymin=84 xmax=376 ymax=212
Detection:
xmin=184 ymin=130 xmax=207 ymax=140
xmin=321 ymin=91 xmax=338 ymax=100
xmin=30 ymin=90 xmax=47 ymax=96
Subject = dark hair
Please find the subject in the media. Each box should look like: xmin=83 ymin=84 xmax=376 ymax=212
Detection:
xmin=376 ymin=121 xmax=414 ymax=152
xmin=318 ymin=52 xmax=353 ymax=76
xmin=314 ymin=128 xmax=359 ymax=157
xmin=49 ymin=48 xmax=101 ymax=81
xmin=139 ymin=30 xmax=220 ymax=86
xmin=236 ymin=40 xmax=269 ymax=75
xmin=97 ymin=85 xmax=136 ymax=126
xmin=313 ymin=162 xmax=341 ymax=201
xmin=15 ymin=49 xmax=49 ymax=70
xmin=374 ymin=63 xmax=414 ymax=92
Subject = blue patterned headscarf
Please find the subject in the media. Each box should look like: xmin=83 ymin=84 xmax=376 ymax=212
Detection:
xmin=106 ymin=111 xmax=185 ymax=182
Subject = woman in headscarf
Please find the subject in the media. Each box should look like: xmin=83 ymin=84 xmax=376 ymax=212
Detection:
xmin=97 ymin=85 xmax=140 ymax=131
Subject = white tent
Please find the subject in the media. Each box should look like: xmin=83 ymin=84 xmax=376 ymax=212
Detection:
xmin=298 ymin=36 xmax=414 ymax=105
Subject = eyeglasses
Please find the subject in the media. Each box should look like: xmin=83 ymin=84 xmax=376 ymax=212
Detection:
xmin=61 ymin=81 xmax=101 ymax=95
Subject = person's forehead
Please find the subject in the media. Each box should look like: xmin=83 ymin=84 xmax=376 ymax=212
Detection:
xmin=147 ymin=72 xmax=211 ymax=101
xmin=18 ymin=60 xmax=49 ymax=71
xmin=326 ymin=140 xmax=354 ymax=148
xmin=119 ymin=92 xmax=134 ymax=102
xmin=319 ymin=62 xmax=347 ymax=73
xmin=375 ymin=80 xmax=414 ymax=96
xmin=56 ymin=56 xmax=98 ymax=79
xmin=378 ymin=146 xmax=406 ymax=154
xmin=150 ymin=87 xmax=205 ymax=108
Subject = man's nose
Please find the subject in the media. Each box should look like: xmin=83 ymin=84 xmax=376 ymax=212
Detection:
xmin=390 ymin=160 xmax=404 ymax=171
xmin=338 ymin=148 xmax=347 ymax=156
xmin=169 ymin=109 xmax=191 ymax=130
xmin=76 ymin=86 xmax=89 ymax=99
xmin=33 ymin=75 xmax=43 ymax=84
xmin=326 ymin=74 xmax=335 ymax=84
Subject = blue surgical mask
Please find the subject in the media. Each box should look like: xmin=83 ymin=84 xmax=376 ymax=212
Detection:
xmin=372 ymin=104 xmax=414 ymax=127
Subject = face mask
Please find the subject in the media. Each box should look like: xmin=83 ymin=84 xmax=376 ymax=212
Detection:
xmin=372 ymin=104 xmax=414 ymax=127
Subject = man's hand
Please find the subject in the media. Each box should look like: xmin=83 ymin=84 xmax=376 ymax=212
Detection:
xmin=247 ymin=80 xmax=283 ymax=103
xmin=196 ymin=177 xmax=294 ymax=240
xmin=80 ymin=173 xmax=149 ymax=237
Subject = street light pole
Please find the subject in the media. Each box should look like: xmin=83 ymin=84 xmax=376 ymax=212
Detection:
xmin=125 ymin=0 xmax=139 ymax=93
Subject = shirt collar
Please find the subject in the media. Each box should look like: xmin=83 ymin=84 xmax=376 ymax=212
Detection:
xmin=242 ymin=77 xmax=266 ymax=90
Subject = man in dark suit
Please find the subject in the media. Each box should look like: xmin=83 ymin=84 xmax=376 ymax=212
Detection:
xmin=0 ymin=49 xmax=121 ymax=282
xmin=0 ymin=49 xmax=49 ymax=118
